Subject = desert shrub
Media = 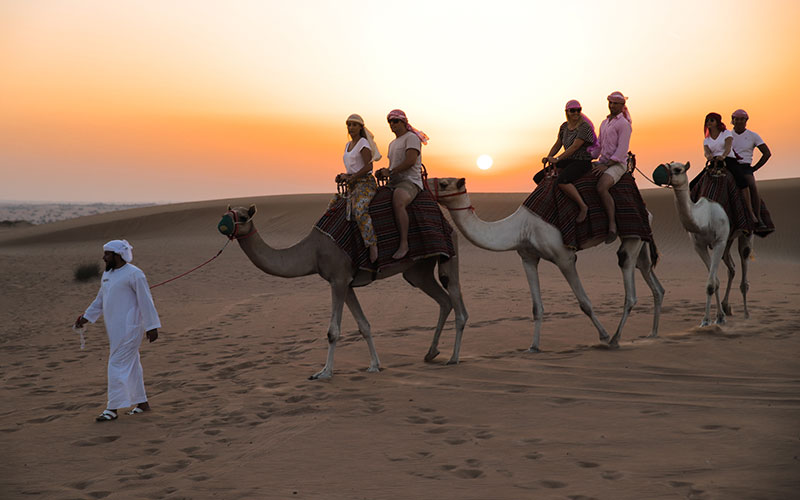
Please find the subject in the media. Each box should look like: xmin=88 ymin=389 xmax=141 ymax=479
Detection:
xmin=74 ymin=262 xmax=101 ymax=282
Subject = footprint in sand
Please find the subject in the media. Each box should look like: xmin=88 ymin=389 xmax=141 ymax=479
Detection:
xmin=601 ymin=470 xmax=623 ymax=480
xmin=577 ymin=461 xmax=599 ymax=468
xmin=525 ymin=452 xmax=543 ymax=460
xmin=72 ymin=435 xmax=121 ymax=447
xmin=406 ymin=416 xmax=428 ymax=424
xmin=86 ymin=491 xmax=112 ymax=498
xmin=539 ymin=479 xmax=567 ymax=488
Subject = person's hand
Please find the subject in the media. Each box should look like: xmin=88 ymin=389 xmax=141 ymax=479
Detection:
xmin=74 ymin=315 xmax=88 ymax=328
xmin=591 ymin=162 xmax=607 ymax=176
xmin=547 ymin=156 xmax=559 ymax=164
xmin=146 ymin=329 xmax=158 ymax=343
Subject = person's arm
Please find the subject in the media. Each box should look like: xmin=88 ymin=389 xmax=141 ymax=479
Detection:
xmin=345 ymin=147 xmax=374 ymax=181
xmin=78 ymin=287 xmax=104 ymax=326
xmin=543 ymin=137 xmax=563 ymax=164
xmin=753 ymin=143 xmax=771 ymax=171
xmin=133 ymin=272 xmax=161 ymax=342
xmin=607 ymin=121 xmax=631 ymax=165
xmin=704 ymin=144 xmax=714 ymax=161
xmin=390 ymin=148 xmax=420 ymax=174
xmin=718 ymin=136 xmax=733 ymax=161
xmin=555 ymin=138 xmax=586 ymax=162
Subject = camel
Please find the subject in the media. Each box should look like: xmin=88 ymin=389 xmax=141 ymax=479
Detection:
xmin=427 ymin=177 xmax=663 ymax=351
xmin=654 ymin=161 xmax=753 ymax=325
xmin=217 ymin=205 xmax=468 ymax=379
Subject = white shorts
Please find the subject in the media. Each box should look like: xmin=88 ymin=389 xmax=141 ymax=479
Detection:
xmin=603 ymin=162 xmax=627 ymax=184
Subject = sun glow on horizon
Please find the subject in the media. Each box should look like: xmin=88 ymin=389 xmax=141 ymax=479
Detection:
xmin=476 ymin=155 xmax=493 ymax=170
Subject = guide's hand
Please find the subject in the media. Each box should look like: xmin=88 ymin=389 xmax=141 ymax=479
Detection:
xmin=146 ymin=329 xmax=158 ymax=343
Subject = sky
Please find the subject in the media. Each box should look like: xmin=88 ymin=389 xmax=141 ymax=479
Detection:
xmin=2 ymin=0 xmax=799 ymax=203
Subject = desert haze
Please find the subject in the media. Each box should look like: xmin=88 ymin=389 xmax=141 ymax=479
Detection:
xmin=1 ymin=179 xmax=798 ymax=499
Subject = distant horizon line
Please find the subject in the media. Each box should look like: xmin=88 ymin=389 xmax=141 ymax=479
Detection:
xmin=3 ymin=176 xmax=798 ymax=206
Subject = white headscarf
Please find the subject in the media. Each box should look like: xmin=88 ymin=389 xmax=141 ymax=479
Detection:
xmin=346 ymin=114 xmax=382 ymax=162
xmin=103 ymin=239 xmax=133 ymax=263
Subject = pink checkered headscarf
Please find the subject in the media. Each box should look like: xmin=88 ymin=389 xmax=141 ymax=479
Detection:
xmin=607 ymin=91 xmax=632 ymax=125
xmin=387 ymin=109 xmax=429 ymax=145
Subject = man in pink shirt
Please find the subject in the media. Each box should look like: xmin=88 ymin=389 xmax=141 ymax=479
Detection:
xmin=592 ymin=91 xmax=632 ymax=243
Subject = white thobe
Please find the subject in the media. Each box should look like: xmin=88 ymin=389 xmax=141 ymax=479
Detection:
xmin=83 ymin=264 xmax=161 ymax=409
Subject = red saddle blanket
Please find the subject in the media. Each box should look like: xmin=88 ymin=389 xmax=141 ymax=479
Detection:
xmin=689 ymin=168 xmax=774 ymax=238
xmin=522 ymin=171 xmax=653 ymax=250
xmin=314 ymin=187 xmax=455 ymax=272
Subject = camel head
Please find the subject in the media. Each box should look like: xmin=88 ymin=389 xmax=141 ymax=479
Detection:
xmin=652 ymin=161 xmax=690 ymax=187
xmin=426 ymin=177 xmax=469 ymax=208
xmin=218 ymin=204 xmax=257 ymax=239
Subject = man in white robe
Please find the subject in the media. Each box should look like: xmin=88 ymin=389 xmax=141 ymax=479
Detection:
xmin=74 ymin=240 xmax=160 ymax=421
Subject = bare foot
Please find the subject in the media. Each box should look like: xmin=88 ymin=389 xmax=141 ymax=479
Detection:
xmin=392 ymin=244 xmax=409 ymax=260
xmin=369 ymin=245 xmax=378 ymax=263
xmin=576 ymin=206 xmax=588 ymax=223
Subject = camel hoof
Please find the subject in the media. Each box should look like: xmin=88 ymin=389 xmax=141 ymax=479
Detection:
xmin=424 ymin=350 xmax=440 ymax=362
xmin=527 ymin=346 xmax=541 ymax=353
xmin=446 ymin=358 xmax=459 ymax=366
xmin=367 ymin=366 xmax=380 ymax=373
xmin=647 ymin=332 xmax=659 ymax=338
xmin=309 ymin=370 xmax=332 ymax=380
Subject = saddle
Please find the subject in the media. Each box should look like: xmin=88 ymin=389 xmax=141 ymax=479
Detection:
xmin=689 ymin=162 xmax=775 ymax=238
xmin=523 ymin=163 xmax=653 ymax=250
xmin=315 ymin=185 xmax=455 ymax=273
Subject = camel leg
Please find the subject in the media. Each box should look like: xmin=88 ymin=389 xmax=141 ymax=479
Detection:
xmin=609 ymin=239 xmax=643 ymax=347
xmin=438 ymin=241 xmax=468 ymax=364
xmin=345 ymin=288 xmax=381 ymax=373
xmin=310 ymin=282 xmax=349 ymax=380
xmin=721 ymin=239 xmax=736 ymax=317
xmin=693 ymin=239 xmax=725 ymax=326
xmin=403 ymin=260 xmax=454 ymax=363
xmin=636 ymin=242 xmax=664 ymax=338
xmin=739 ymin=234 xmax=752 ymax=319
xmin=519 ymin=253 xmax=545 ymax=352
xmin=552 ymin=253 xmax=611 ymax=346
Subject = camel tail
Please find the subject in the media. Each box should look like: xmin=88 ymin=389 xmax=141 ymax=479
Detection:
xmin=648 ymin=239 xmax=659 ymax=268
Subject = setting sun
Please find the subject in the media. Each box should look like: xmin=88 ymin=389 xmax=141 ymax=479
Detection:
xmin=476 ymin=154 xmax=493 ymax=170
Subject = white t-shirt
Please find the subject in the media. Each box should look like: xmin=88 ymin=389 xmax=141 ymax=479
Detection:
xmin=388 ymin=131 xmax=423 ymax=189
xmin=342 ymin=137 xmax=372 ymax=175
xmin=731 ymin=129 xmax=765 ymax=165
xmin=703 ymin=129 xmax=735 ymax=158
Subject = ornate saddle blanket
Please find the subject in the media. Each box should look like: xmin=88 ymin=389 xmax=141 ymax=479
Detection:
xmin=689 ymin=167 xmax=774 ymax=238
xmin=522 ymin=171 xmax=653 ymax=250
xmin=314 ymin=187 xmax=455 ymax=272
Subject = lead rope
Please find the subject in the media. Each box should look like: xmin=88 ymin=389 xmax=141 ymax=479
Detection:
xmin=149 ymin=238 xmax=231 ymax=289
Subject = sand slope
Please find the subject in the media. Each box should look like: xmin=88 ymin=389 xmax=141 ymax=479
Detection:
xmin=1 ymin=179 xmax=798 ymax=499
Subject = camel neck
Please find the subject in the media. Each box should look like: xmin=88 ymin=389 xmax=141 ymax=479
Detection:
xmin=445 ymin=195 xmax=528 ymax=251
xmin=237 ymin=229 xmax=318 ymax=278
xmin=672 ymin=184 xmax=703 ymax=233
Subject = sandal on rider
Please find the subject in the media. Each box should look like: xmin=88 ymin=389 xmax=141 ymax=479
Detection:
xmin=95 ymin=409 xmax=118 ymax=422
xmin=127 ymin=407 xmax=145 ymax=415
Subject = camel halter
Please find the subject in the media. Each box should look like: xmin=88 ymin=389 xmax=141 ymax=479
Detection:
xmin=220 ymin=209 xmax=259 ymax=241
xmin=430 ymin=179 xmax=473 ymax=211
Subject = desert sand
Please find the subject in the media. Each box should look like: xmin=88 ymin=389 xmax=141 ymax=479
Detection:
xmin=1 ymin=179 xmax=798 ymax=499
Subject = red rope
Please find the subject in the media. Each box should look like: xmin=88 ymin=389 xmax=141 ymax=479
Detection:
xmin=149 ymin=239 xmax=230 ymax=290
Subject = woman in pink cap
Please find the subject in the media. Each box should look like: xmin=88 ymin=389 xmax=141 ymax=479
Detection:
xmin=330 ymin=113 xmax=382 ymax=262
xmin=377 ymin=109 xmax=429 ymax=259
xmin=538 ymin=99 xmax=598 ymax=223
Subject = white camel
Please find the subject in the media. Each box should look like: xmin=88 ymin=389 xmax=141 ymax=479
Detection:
xmin=217 ymin=205 xmax=468 ymax=379
xmin=656 ymin=161 xmax=753 ymax=325
xmin=427 ymin=177 xmax=663 ymax=351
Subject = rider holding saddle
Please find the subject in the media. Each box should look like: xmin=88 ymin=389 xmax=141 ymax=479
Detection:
xmin=377 ymin=109 xmax=429 ymax=260
xmin=331 ymin=114 xmax=382 ymax=263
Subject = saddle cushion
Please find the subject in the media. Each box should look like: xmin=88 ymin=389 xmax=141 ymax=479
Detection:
xmin=523 ymin=171 xmax=653 ymax=250
xmin=314 ymin=187 xmax=455 ymax=271
xmin=690 ymin=168 xmax=774 ymax=238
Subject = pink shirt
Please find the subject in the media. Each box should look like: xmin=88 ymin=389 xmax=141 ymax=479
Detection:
xmin=598 ymin=113 xmax=632 ymax=165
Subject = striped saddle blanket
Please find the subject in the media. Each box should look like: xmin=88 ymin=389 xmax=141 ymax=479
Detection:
xmin=522 ymin=171 xmax=653 ymax=250
xmin=689 ymin=167 xmax=774 ymax=238
xmin=314 ymin=187 xmax=455 ymax=272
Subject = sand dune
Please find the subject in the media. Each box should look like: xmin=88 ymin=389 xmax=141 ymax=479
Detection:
xmin=1 ymin=179 xmax=798 ymax=499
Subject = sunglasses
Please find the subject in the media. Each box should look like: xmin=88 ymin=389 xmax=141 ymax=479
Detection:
xmin=388 ymin=118 xmax=402 ymax=124
xmin=567 ymin=108 xmax=582 ymax=113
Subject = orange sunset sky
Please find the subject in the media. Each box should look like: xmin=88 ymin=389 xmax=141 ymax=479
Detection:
xmin=2 ymin=0 xmax=799 ymax=203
